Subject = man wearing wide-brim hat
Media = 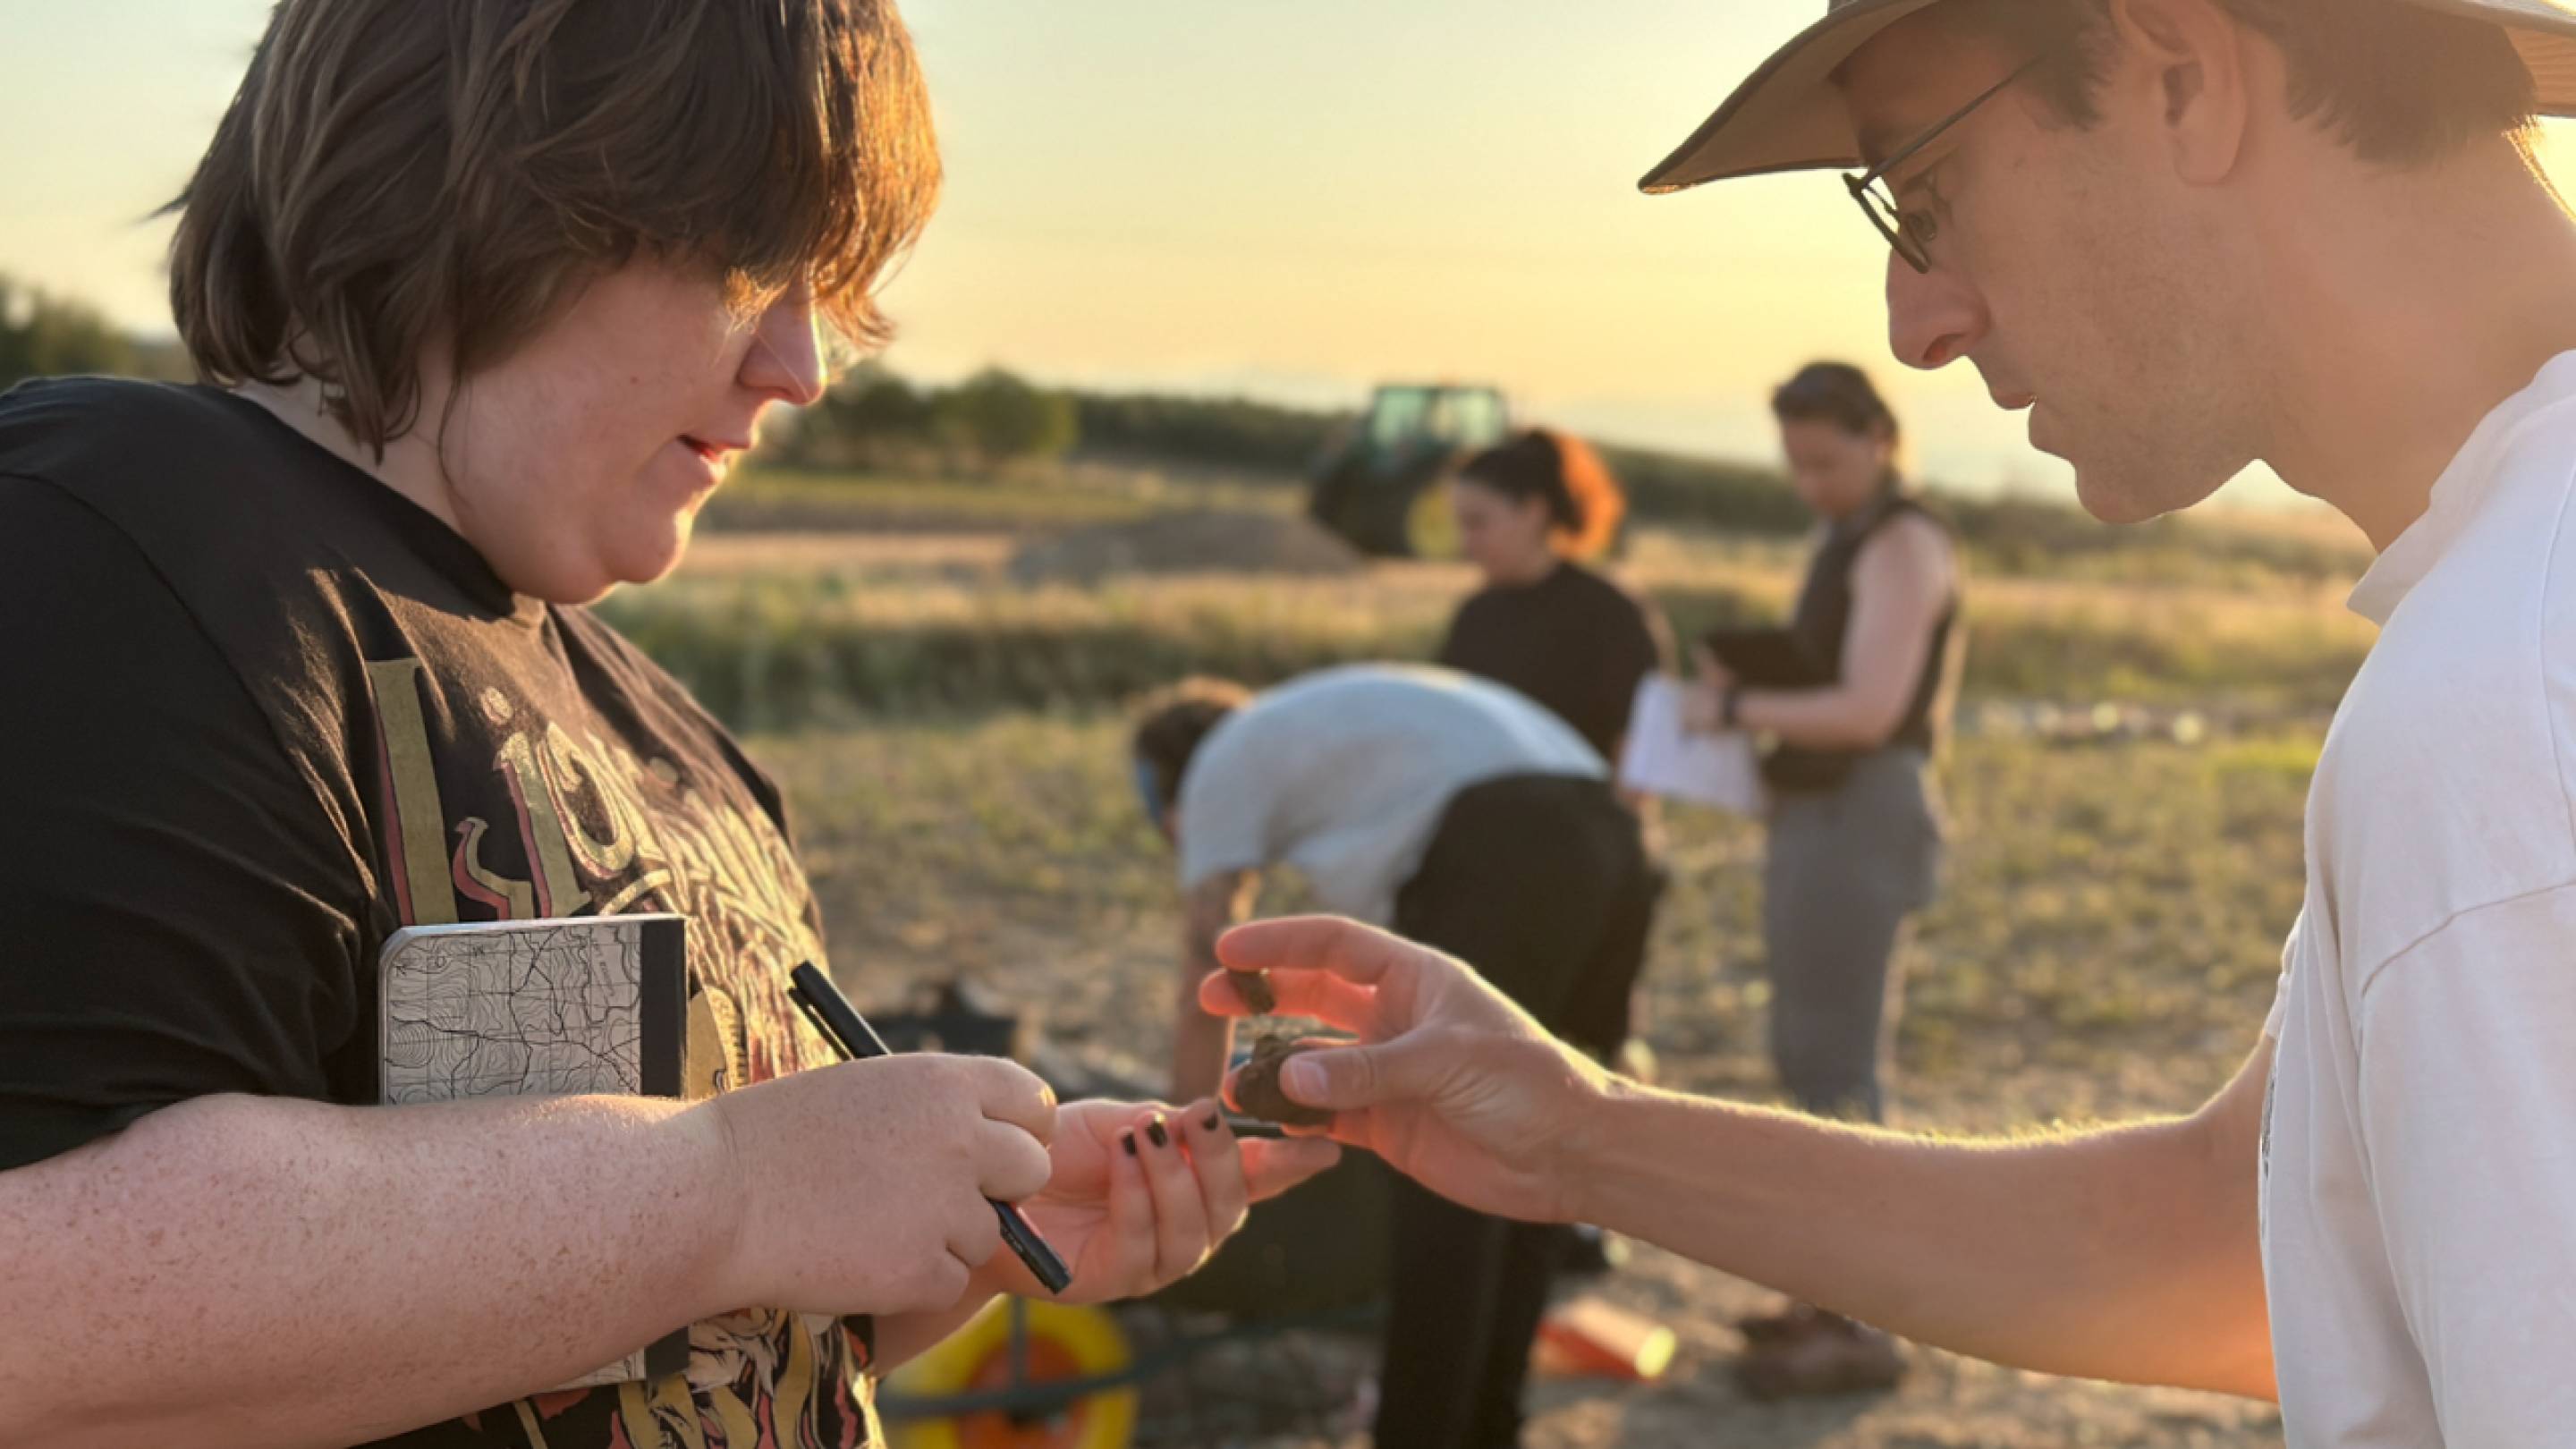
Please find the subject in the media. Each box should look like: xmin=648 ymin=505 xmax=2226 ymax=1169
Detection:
xmin=1203 ymin=1 xmax=2576 ymax=1444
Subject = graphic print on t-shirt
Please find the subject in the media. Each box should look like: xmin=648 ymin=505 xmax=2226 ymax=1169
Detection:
xmin=366 ymin=657 xmax=826 ymax=1092
xmin=364 ymin=656 xmax=873 ymax=1442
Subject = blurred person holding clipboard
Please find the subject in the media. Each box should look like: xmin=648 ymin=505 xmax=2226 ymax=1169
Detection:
xmin=1678 ymin=361 xmax=1961 ymax=1397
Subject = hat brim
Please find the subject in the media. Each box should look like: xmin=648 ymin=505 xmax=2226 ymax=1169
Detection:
xmin=1639 ymin=0 xmax=2576 ymax=196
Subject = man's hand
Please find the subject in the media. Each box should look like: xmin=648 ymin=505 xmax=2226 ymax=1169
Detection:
xmin=1200 ymin=916 xmax=1609 ymax=1224
xmin=700 ymin=1053 xmax=1058 ymax=1318
xmin=975 ymin=1098 xmax=1340 ymax=1303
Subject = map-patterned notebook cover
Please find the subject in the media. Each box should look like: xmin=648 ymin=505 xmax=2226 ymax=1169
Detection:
xmin=377 ymin=913 xmax=689 ymax=1387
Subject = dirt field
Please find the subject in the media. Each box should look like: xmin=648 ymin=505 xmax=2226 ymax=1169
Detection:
xmin=653 ymin=497 xmax=2339 ymax=1447
xmin=748 ymin=708 xmax=2308 ymax=1449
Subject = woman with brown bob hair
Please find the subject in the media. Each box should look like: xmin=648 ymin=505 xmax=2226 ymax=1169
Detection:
xmin=0 ymin=4 xmax=1329 ymax=1445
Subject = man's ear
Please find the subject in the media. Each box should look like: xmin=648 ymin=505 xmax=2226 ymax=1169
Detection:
xmin=2105 ymin=0 xmax=2252 ymax=185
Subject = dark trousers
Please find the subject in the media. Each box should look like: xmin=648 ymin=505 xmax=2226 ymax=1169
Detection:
xmin=1376 ymin=774 xmax=1655 ymax=1449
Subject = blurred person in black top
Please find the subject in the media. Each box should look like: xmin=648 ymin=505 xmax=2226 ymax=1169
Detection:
xmin=1437 ymin=428 xmax=1673 ymax=768
xmin=1682 ymin=360 xmax=1961 ymax=1400
xmin=1436 ymin=428 xmax=1672 ymax=1293
xmin=0 ymin=4 xmax=1330 ymax=1445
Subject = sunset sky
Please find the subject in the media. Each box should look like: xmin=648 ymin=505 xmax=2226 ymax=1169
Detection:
xmin=6 ymin=0 xmax=2573 ymax=504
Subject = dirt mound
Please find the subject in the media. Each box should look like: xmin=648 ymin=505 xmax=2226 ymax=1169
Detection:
xmin=1008 ymin=510 xmax=1364 ymax=586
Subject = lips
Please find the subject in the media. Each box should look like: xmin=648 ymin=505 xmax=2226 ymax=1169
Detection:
xmin=681 ymin=435 xmax=749 ymax=462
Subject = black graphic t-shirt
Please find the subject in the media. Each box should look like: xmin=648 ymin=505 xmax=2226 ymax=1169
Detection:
xmin=0 ymin=378 xmax=877 ymax=1447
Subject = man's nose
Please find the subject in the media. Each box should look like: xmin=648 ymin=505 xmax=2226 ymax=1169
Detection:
xmin=1885 ymin=250 xmax=1987 ymax=371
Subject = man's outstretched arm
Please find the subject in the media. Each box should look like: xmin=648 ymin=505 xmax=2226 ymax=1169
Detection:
xmin=1208 ymin=916 xmax=2275 ymax=1401
xmin=1572 ymin=1048 xmax=2274 ymax=1397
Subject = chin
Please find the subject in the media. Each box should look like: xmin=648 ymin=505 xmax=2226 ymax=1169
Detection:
xmin=608 ymin=513 xmax=698 ymax=588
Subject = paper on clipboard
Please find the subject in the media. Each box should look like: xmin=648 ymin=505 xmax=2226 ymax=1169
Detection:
xmin=1619 ymin=676 xmax=1768 ymax=816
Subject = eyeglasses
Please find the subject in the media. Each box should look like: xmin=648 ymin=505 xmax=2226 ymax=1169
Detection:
xmin=1844 ymin=55 xmax=2045 ymax=274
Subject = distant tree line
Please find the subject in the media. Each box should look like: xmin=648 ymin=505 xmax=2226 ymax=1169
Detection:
xmin=774 ymin=363 xmax=1081 ymax=474
xmin=4 ymin=275 xmax=2363 ymax=577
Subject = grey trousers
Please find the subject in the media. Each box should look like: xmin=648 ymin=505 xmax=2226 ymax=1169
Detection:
xmin=1762 ymin=748 xmax=1943 ymax=1123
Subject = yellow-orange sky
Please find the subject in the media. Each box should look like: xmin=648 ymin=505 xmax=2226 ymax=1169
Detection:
xmin=5 ymin=0 xmax=2573 ymax=501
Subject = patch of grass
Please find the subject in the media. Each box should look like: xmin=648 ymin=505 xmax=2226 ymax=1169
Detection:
xmin=758 ymin=718 xmax=2315 ymax=1130
xmin=601 ymin=536 xmax=2372 ymax=729
xmin=700 ymin=465 xmax=1299 ymax=535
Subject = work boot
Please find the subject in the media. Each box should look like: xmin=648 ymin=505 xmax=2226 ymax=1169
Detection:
xmin=1733 ymin=1306 xmax=1905 ymax=1402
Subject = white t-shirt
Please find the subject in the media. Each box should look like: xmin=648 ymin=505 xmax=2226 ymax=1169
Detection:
xmin=2262 ymin=351 xmax=2576 ymax=1446
xmin=1174 ymin=664 xmax=1605 ymax=924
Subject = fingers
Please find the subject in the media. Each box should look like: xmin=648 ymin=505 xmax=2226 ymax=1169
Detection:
xmin=1132 ymin=1109 xmax=1213 ymax=1282
xmin=1098 ymin=1123 xmax=1157 ymax=1295
xmin=965 ymin=1057 xmax=1058 ymax=1145
xmin=1216 ymin=916 xmax=1440 ymax=987
xmin=1241 ymin=1135 xmax=1341 ymax=1201
xmin=1195 ymin=965 xmax=1377 ymax=1031
xmin=1266 ymin=1036 xmax=1446 ymax=1114
xmin=1177 ymin=1099 xmax=1250 ymax=1242
xmin=940 ymin=1198 xmax=1003 ymax=1286
xmin=975 ymin=1116 xmax=1054 ymax=1203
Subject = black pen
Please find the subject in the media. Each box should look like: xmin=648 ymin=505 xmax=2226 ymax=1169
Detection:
xmin=787 ymin=962 xmax=1073 ymax=1296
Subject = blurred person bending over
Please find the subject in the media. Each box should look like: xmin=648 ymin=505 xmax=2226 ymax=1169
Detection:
xmin=1132 ymin=664 xmax=1656 ymax=1449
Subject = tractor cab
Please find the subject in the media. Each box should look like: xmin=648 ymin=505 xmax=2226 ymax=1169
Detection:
xmin=1307 ymin=383 xmax=1510 ymax=557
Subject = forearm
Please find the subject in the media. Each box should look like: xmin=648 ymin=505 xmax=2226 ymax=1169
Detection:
xmin=1567 ymin=1081 xmax=2273 ymax=1397
xmin=1737 ymin=684 xmax=1902 ymax=750
xmin=0 ymin=1091 xmax=741 ymax=1449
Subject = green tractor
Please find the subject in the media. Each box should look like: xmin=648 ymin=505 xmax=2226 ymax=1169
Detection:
xmin=1307 ymin=383 xmax=1511 ymax=558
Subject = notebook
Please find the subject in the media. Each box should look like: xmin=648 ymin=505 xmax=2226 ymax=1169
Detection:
xmin=377 ymin=913 xmax=690 ymax=1387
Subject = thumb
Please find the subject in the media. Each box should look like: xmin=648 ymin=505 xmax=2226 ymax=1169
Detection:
xmin=1281 ymin=1036 xmax=1445 ymax=1112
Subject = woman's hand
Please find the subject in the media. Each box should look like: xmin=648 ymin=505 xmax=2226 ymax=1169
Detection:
xmin=1681 ymin=645 xmax=1739 ymax=733
xmin=972 ymin=1097 xmax=1339 ymax=1304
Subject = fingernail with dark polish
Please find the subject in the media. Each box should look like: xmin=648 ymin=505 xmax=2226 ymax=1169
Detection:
xmin=1122 ymin=1131 xmax=1138 ymax=1157
xmin=1147 ymin=1115 xmax=1170 ymax=1148
xmin=1201 ymin=1111 xmax=1224 ymax=1133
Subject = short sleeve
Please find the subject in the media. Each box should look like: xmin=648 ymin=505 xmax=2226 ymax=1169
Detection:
xmin=0 ymin=475 xmax=368 ymax=1171
xmin=2262 ymin=913 xmax=2300 ymax=1039
xmin=2353 ymin=885 xmax=2576 ymax=1443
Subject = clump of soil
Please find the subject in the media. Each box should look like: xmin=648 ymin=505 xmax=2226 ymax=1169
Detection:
xmin=1227 ymin=1038 xmax=1334 ymax=1128
xmin=1009 ymin=510 xmax=1364 ymax=587
xmin=1228 ymin=968 xmax=1277 ymax=1015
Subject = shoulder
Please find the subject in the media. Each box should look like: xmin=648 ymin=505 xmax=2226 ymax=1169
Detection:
xmin=0 ymin=469 xmax=181 ymax=606
xmin=1854 ymin=508 xmax=1955 ymax=590
xmin=0 ymin=377 xmax=275 ymax=484
xmin=1555 ymin=560 xmax=1643 ymax=610
xmin=1445 ymin=583 xmax=1511 ymax=633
